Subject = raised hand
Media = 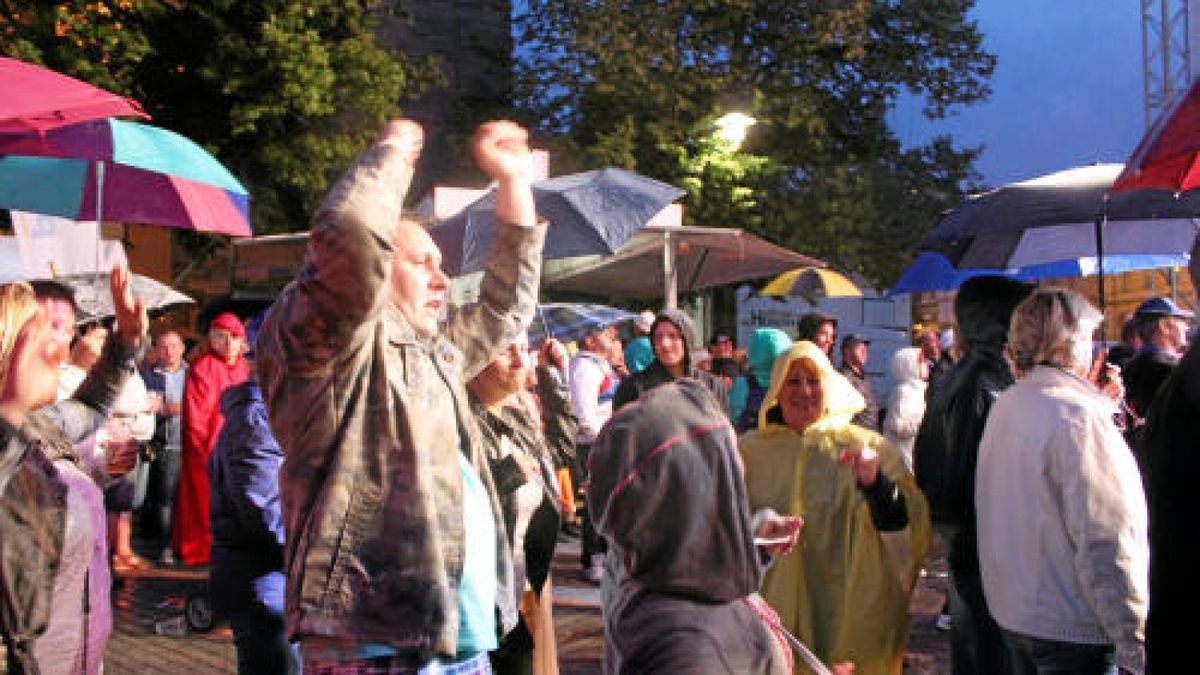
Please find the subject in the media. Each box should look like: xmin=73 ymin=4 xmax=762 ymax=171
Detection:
xmin=110 ymin=264 xmax=147 ymax=347
xmin=472 ymin=120 xmax=531 ymax=183
xmin=379 ymin=118 xmax=424 ymax=166
xmin=838 ymin=444 xmax=880 ymax=488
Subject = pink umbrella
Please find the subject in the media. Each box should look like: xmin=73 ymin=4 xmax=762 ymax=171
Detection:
xmin=0 ymin=57 xmax=147 ymax=133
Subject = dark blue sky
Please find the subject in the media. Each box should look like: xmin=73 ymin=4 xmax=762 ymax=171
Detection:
xmin=891 ymin=1 xmax=1147 ymax=187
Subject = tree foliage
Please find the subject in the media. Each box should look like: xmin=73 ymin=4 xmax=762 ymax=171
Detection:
xmin=515 ymin=0 xmax=995 ymax=286
xmin=1 ymin=0 xmax=437 ymax=234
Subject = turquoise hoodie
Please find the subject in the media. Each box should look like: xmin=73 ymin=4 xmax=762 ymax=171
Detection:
xmin=729 ymin=328 xmax=793 ymax=423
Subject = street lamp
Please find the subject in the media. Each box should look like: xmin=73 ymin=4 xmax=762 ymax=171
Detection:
xmin=713 ymin=112 xmax=757 ymax=150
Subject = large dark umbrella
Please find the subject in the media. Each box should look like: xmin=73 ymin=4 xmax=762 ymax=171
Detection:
xmin=917 ymin=163 xmax=1200 ymax=311
xmin=919 ymin=164 xmax=1200 ymax=271
xmin=430 ymin=168 xmax=684 ymax=277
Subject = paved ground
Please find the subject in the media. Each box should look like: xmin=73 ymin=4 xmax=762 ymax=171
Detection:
xmin=89 ymin=535 xmax=951 ymax=674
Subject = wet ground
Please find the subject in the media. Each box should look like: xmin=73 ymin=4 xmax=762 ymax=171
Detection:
xmin=91 ymin=535 xmax=951 ymax=674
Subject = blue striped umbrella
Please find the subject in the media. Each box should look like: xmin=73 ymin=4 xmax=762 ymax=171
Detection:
xmin=528 ymin=303 xmax=635 ymax=346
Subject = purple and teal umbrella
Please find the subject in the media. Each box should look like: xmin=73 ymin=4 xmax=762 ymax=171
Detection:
xmin=0 ymin=118 xmax=250 ymax=236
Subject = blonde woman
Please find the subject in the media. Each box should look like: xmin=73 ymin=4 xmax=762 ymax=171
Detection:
xmin=739 ymin=340 xmax=930 ymax=675
xmin=0 ymin=267 xmax=146 ymax=674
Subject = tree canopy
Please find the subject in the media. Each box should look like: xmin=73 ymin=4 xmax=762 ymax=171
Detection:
xmin=1 ymin=0 xmax=436 ymax=234
xmin=515 ymin=0 xmax=995 ymax=286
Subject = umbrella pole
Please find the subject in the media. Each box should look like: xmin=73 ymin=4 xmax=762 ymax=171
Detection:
xmin=664 ymin=230 xmax=677 ymax=309
xmin=1094 ymin=213 xmax=1106 ymax=312
xmin=94 ymin=160 xmax=105 ymax=320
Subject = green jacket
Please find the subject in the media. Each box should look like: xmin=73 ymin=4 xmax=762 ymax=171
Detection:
xmin=257 ymin=141 xmax=544 ymax=659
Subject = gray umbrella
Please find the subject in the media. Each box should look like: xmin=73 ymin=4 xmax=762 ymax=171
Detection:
xmin=429 ymin=168 xmax=685 ymax=277
xmin=49 ymin=272 xmax=193 ymax=322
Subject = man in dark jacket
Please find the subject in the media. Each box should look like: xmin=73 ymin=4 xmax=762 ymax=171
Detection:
xmin=1143 ymin=237 xmax=1200 ymax=671
xmin=913 ymin=275 xmax=1033 ymax=675
xmin=1123 ymin=296 xmax=1191 ymax=420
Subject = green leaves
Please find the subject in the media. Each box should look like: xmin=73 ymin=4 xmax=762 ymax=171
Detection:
xmin=515 ymin=0 xmax=993 ymax=287
xmin=0 ymin=0 xmax=436 ymax=235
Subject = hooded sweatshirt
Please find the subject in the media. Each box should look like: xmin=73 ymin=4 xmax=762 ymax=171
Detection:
xmin=882 ymin=347 xmax=927 ymax=469
xmin=730 ymin=328 xmax=793 ymax=431
xmin=612 ymin=308 xmax=729 ymax=416
xmin=589 ymin=379 xmax=791 ymax=675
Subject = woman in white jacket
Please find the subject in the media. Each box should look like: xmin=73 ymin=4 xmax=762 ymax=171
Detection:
xmin=975 ymin=288 xmax=1147 ymax=675
xmin=882 ymin=346 xmax=927 ymax=471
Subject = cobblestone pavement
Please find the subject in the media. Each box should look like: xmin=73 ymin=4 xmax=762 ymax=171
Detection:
xmin=89 ymin=536 xmax=951 ymax=674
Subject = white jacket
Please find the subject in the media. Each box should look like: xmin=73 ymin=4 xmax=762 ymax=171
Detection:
xmin=976 ymin=366 xmax=1147 ymax=674
xmin=882 ymin=347 xmax=926 ymax=470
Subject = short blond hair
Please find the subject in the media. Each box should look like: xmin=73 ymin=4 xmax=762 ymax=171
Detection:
xmin=0 ymin=282 xmax=42 ymax=396
xmin=1008 ymin=287 xmax=1102 ymax=373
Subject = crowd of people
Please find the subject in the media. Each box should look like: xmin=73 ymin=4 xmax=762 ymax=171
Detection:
xmin=0 ymin=114 xmax=1192 ymax=675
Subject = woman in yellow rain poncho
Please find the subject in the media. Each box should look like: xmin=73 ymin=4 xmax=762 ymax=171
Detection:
xmin=740 ymin=341 xmax=930 ymax=675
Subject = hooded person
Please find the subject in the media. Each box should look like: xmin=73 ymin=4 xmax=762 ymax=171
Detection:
xmin=912 ymin=275 xmax=1034 ymax=675
xmin=611 ymin=308 xmax=729 ymax=416
xmin=882 ymin=346 xmax=928 ymax=470
xmin=589 ymin=378 xmax=797 ymax=675
xmin=739 ymin=341 xmax=931 ymax=675
xmin=730 ymin=328 xmax=794 ymax=432
xmin=175 ymin=311 xmax=250 ymax=565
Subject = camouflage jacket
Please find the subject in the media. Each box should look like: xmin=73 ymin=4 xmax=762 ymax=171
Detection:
xmin=256 ymin=142 xmax=544 ymax=659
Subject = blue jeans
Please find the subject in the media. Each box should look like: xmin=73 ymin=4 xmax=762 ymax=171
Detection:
xmin=151 ymin=448 xmax=181 ymax=554
xmin=229 ymin=600 xmax=300 ymax=675
xmin=1000 ymin=629 xmax=1116 ymax=675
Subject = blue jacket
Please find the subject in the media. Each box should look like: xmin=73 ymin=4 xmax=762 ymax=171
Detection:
xmin=207 ymin=381 xmax=286 ymax=614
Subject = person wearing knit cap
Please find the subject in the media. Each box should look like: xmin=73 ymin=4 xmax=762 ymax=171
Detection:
xmin=173 ymin=310 xmax=249 ymax=566
xmin=612 ymin=308 xmax=730 ymax=417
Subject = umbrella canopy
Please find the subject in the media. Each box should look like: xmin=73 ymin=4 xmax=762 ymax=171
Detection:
xmin=48 ymin=272 xmax=193 ymax=323
xmin=543 ymin=225 xmax=824 ymax=299
xmin=889 ymin=251 xmax=1190 ymax=294
xmin=0 ymin=57 xmax=147 ymax=133
xmin=919 ymin=164 xmax=1200 ymax=270
xmin=0 ymin=118 xmax=250 ymax=236
xmin=430 ymin=167 xmax=684 ymax=277
xmin=761 ymin=266 xmax=862 ymax=299
xmin=527 ymin=303 xmax=634 ymax=346
xmin=1112 ymin=76 xmax=1200 ymax=193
